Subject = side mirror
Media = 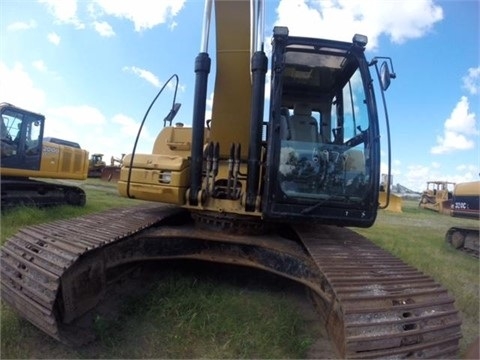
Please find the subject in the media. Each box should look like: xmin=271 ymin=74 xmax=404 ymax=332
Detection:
xmin=380 ymin=61 xmax=392 ymax=91
xmin=164 ymin=103 xmax=182 ymax=126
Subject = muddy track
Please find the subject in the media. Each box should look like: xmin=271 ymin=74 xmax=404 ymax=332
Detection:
xmin=0 ymin=204 xmax=462 ymax=358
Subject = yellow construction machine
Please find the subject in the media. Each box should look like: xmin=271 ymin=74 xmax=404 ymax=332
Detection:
xmin=419 ymin=180 xmax=456 ymax=214
xmin=1 ymin=102 xmax=88 ymax=208
xmin=445 ymin=180 xmax=479 ymax=257
xmin=378 ymin=173 xmax=403 ymax=212
xmin=87 ymin=153 xmax=106 ymax=178
xmin=1 ymin=1 xmax=462 ymax=358
xmin=98 ymin=154 xmax=124 ymax=182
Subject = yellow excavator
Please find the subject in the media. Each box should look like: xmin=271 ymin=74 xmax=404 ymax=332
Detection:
xmin=445 ymin=180 xmax=479 ymax=257
xmin=1 ymin=1 xmax=462 ymax=358
xmin=1 ymin=102 xmax=88 ymax=208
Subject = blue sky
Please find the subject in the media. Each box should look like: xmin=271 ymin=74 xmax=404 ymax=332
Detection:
xmin=1 ymin=0 xmax=478 ymax=191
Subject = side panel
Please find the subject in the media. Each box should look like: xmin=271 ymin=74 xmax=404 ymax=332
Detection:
xmin=451 ymin=181 xmax=480 ymax=218
xmin=118 ymin=126 xmax=199 ymax=205
xmin=40 ymin=141 xmax=89 ymax=180
xmin=2 ymin=142 xmax=88 ymax=180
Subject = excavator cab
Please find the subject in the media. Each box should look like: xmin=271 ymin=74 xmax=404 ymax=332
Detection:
xmin=263 ymin=29 xmax=381 ymax=227
xmin=1 ymin=103 xmax=44 ymax=169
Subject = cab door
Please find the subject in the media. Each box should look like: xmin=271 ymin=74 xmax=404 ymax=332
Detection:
xmin=1 ymin=106 xmax=44 ymax=171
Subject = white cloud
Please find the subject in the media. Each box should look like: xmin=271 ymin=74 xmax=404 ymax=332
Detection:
xmin=32 ymin=60 xmax=61 ymax=80
xmin=32 ymin=60 xmax=48 ymax=72
xmin=169 ymin=21 xmax=178 ymax=31
xmin=123 ymin=66 xmax=160 ymax=88
xmin=392 ymin=156 xmax=478 ymax=192
xmin=49 ymin=105 xmax=106 ymax=125
xmin=7 ymin=20 xmax=37 ymax=31
xmin=47 ymin=32 xmax=61 ymax=45
xmin=275 ymin=0 xmax=443 ymax=49
xmin=0 ymin=62 xmax=46 ymax=110
xmin=39 ymin=0 xmax=85 ymax=29
xmin=406 ymin=164 xmax=431 ymax=181
xmin=400 ymin=163 xmax=449 ymax=192
xmin=444 ymin=97 xmax=477 ymax=134
xmin=42 ymin=108 xmax=154 ymax=159
xmin=112 ymin=113 xmax=145 ymax=137
xmin=110 ymin=113 xmax=155 ymax=155
xmin=44 ymin=105 xmax=107 ymax=151
xmin=92 ymin=0 xmax=186 ymax=32
xmin=454 ymin=164 xmax=479 ymax=181
xmin=93 ymin=21 xmax=115 ymax=37
xmin=462 ymin=66 xmax=480 ymax=95
xmin=431 ymin=96 xmax=478 ymax=154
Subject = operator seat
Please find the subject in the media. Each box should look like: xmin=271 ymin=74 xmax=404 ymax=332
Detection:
xmin=288 ymin=103 xmax=319 ymax=142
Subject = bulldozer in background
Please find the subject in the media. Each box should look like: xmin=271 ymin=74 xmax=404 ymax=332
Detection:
xmin=87 ymin=153 xmax=106 ymax=178
xmin=419 ymin=180 xmax=456 ymax=214
xmin=99 ymin=154 xmax=125 ymax=182
xmin=378 ymin=173 xmax=403 ymax=212
xmin=1 ymin=102 xmax=88 ymax=208
xmin=1 ymin=0 xmax=462 ymax=358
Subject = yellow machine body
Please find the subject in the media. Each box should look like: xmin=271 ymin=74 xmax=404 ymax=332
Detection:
xmin=1 ymin=103 xmax=89 ymax=207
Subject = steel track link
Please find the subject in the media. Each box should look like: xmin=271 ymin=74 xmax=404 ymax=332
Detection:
xmin=0 ymin=203 xmax=180 ymax=343
xmin=295 ymin=224 xmax=462 ymax=359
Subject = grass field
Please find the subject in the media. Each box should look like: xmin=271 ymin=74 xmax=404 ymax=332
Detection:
xmin=1 ymin=180 xmax=479 ymax=358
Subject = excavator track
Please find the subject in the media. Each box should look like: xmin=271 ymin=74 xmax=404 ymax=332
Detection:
xmin=445 ymin=226 xmax=479 ymax=258
xmin=0 ymin=203 xmax=178 ymax=344
xmin=1 ymin=178 xmax=86 ymax=209
xmin=296 ymin=225 xmax=462 ymax=358
xmin=1 ymin=204 xmax=462 ymax=358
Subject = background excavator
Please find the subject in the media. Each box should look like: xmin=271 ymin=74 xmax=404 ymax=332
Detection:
xmin=445 ymin=180 xmax=479 ymax=257
xmin=1 ymin=1 xmax=462 ymax=358
xmin=1 ymin=102 xmax=88 ymax=208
